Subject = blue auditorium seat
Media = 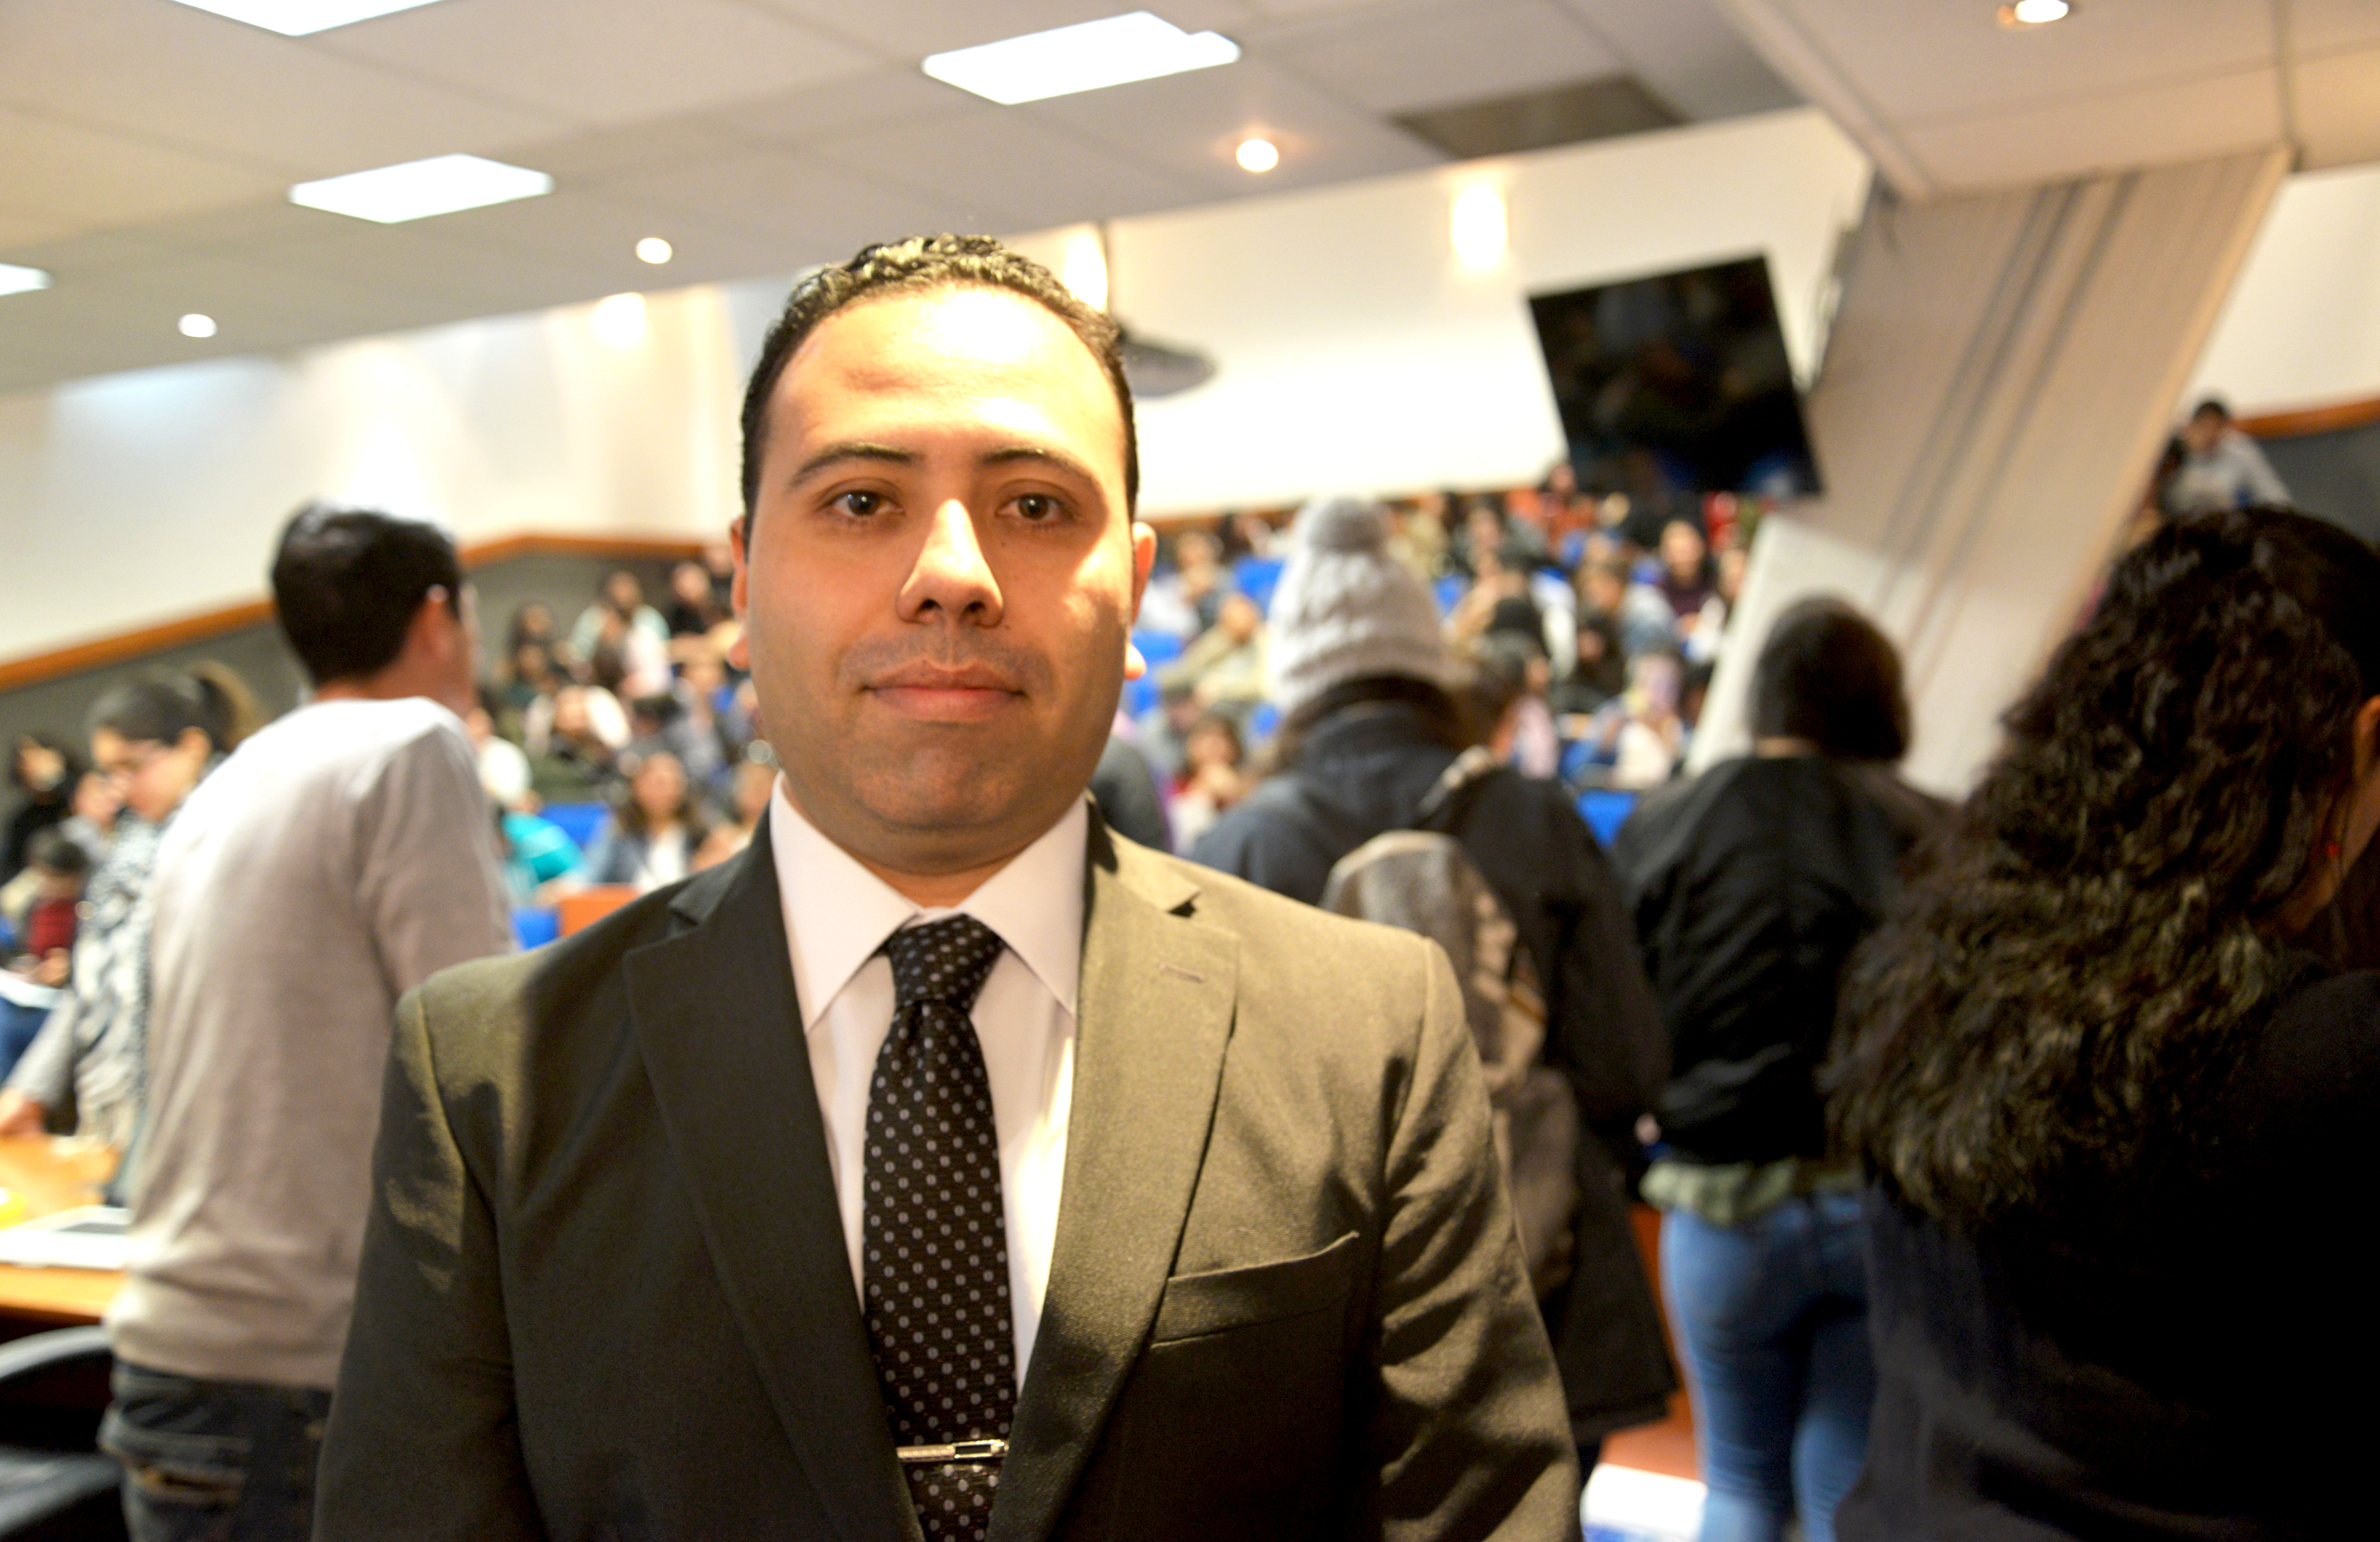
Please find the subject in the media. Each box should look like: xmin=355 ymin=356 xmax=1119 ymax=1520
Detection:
xmin=1232 ymin=555 xmax=1285 ymax=613
xmin=540 ymin=801 xmax=608 ymax=851
xmin=1577 ymin=788 xmax=1638 ymax=849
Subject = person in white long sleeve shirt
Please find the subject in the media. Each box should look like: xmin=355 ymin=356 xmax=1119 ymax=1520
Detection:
xmin=102 ymin=505 xmax=514 ymax=1542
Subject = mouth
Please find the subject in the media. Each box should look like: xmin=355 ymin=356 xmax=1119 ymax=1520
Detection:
xmin=866 ymin=662 xmax=1024 ymax=723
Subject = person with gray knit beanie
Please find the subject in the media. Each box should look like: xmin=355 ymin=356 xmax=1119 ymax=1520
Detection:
xmin=1262 ymin=496 xmax=1452 ymax=721
xmin=1193 ymin=492 xmax=1676 ymax=1482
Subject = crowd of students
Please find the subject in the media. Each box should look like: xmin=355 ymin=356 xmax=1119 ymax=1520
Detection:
xmin=0 ymin=452 xmax=2371 ymax=1542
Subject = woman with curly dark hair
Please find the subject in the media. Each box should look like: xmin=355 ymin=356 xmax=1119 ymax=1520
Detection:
xmin=1830 ymin=507 xmax=2380 ymax=1540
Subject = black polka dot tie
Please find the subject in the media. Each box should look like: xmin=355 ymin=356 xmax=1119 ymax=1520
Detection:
xmin=865 ymin=915 xmax=1015 ymax=1542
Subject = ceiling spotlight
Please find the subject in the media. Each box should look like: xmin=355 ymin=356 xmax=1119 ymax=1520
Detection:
xmin=1997 ymin=0 xmax=2072 ymax=26
xmin=1451 ymin=183 xmax=1507 ymax=271
xmin=635 ymin=237 xmax=673 ymax=265
xmin=0 ymin=263 xmax=52 ymax=298
xmin=178 ymin=313 xmax=218 ymax=338
xmin=1236 ymin=137 xmax=1279 ymax=173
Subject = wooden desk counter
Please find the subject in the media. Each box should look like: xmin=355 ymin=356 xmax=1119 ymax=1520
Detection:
xmin=0 ymin=1135 xmax=122 ymax=1329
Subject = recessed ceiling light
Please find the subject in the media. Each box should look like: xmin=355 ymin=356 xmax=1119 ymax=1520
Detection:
xmin=1061 ymin=230 xmax=1109 ymax=312
xmin=1236 ymin=137 xmax=1279 ymax=173
xmin=635 ymin=237 xmax=673 ymax=265
xmin=178 ymin=314 xmax=218 ymax=338
xmin=163 ymin=0 xmax=447 ymax=36
xmin=0 ymin=263 xmax=52 ymax=298
xmin=923 ymin=12 xmax=1240 ymax=106
xmin=1997 ymin=0 xmax=2073 ymax=26
xmin=289 ymin=154 xmax=552 ymax=225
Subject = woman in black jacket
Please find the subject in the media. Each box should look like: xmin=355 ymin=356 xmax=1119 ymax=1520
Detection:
xmin=1831 ymin=507 xmax=2380 ymax=1539
xmin=1612 ymin=599 xmax=1941 ymax=1542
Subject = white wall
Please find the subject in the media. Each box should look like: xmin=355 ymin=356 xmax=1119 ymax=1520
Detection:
xmin=2185 ymin=157 xmax=2380 ymax=416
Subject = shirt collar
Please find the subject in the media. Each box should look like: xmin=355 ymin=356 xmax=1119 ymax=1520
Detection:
xmin=769 ymin=781 xmax=1086 ymax=1032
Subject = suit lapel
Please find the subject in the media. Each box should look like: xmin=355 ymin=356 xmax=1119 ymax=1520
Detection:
xmin=623 ymin=830 xmax=919 ymax=1542
xmin=991 ymin=819 xmax=1238 ymax=1542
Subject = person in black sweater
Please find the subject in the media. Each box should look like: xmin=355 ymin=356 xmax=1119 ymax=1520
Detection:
xmin=1830 ymin=507 xmax=2380 ymax=1540
xmin=1612 ymin=599 xmax=1942 ymax=1542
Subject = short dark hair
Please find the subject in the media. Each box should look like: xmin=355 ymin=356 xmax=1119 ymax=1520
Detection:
xmin=2191 ymin=397 xmax=2232 ymax=423
xmin=1750 ymin=597 xmax=1909 ymax=761
xmin=25 ymin=826 xmax=90 ymax=881
xmin=271 ymin=504 xmax=463 ymax=687
xmin=738 ymin=235 xmax=1138 ymax=534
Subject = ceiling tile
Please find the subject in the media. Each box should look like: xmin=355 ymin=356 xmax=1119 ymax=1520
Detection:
xmin=1266 ymin=0 xmax=1621 ymax=114
xmin=501 ymin=117 xmax=755 ymax=185
xmin=1776 ymin=0 xmax=2274 ymax=125
xmin=808 ymin=113 xmax=1216 ymax=232
xmin=696 ymin=66 xmax=981 ymax=145
xmin=2293 ymin=45 xmax=2380 ymax=170
xmin=742 ymin=0 xmax=1255 ymax=60
xmin=0 ymin=107 xmax=282 ymax=232
xmin=1556 ymin=0 xmax=1800 ymax=120
xmin=596 ymin=150 xmax=976 ymax=267
xmin=1901 ymin=65 xmax=2285 ymax=193
xmin=310 ymin=0 xmax=876 ymax=128
xmin=1026 ymin=55 xmax=1441 ymax=198
xmin=0 ymin=0 xmax=563 ymax=179
xmin=2293 ymin=0 xmax=2380 ymax=56
xmin=0 ymin=211 xmax=82 ymax=249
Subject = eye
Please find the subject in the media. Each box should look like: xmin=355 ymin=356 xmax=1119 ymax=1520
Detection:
xmin=1011 ymin=492 xmax=1065 ymax=523
xmin=829 ymin=489 xmax=885 ymax=518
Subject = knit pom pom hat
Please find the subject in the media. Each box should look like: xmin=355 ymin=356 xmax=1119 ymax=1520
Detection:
xmin=1263 ymin=496 xmax=1451 ymax=720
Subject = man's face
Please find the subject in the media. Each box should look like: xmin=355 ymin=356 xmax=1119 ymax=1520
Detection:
xmin=734 ymin=285 xmax=1152 ymax=887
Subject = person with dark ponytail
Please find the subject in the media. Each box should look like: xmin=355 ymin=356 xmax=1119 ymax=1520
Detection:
xmin=1831 ymin=507 xmax=2380 ymax=1540
xmin=0 ymin=665 xmax=247 ymax=1146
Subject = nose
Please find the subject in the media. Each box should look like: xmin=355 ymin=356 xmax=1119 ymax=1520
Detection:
xmin=898 ymin=497 xmax=1003 ymax=628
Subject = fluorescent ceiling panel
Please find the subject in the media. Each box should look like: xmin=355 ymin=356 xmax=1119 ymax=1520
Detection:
xmin=163 ymin=0 xmax=445 ymax=35
xmin=290 ymin=154 xmax=553 ymax=224
xmin=923 ymin=12 xmax=1239 ymax=106
xmin=0 ymin=263 xmax=52 ymax=297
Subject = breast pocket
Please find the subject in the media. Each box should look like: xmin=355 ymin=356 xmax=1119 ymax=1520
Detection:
xmin=1118 ymin=1232 xmax=1361 ymax=1531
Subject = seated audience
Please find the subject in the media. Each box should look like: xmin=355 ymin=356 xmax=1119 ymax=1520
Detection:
xmin=0 ymin=829 xmax=91 ymax=1081
xmin=582 ymin=749 xmax=711 ymax=892
xmin=0 ymin=666 xmax=247 ymax=1147
xmin=4 ymin=732 xmax=82 ymax=886
xmin=1580 ymin=555 xmax=1682 ymax=662
xmin=692 ymin=754 xmax=777 ymax=871
xmin=56 ymin=767 xmax=121 ymax=866
xmin=526 ymin=685 xmax=624 ymax=805
xmin=1159 ymin=590 xmax=1269 ymax=723
xmin=1191 ymin=494 xmax=1673 ymax=1477
xmin=1135 ymin=526 xmax=1230 ymax=640
xmin=2163 ymin=397 xmax=2290 ymax=514
xmin=1165 ymin=711 xmax=1247 ymax=854
xmin=1613 ymin=599 xmax=1944 ymax=1542
xmin=1608 ymin=650 xmax=1688 ymax=790
xmin=663 ymin=558 xmax=727 ymax=638
xmin=570 ymin=570 xmax=671 ymax=698
xmin=1830 ymin=508 xmax=2380 ymax=1539
xmin=467 ymin=696 xmax=532 ymax=812
xmin=1462 ymin=633 xmax=1561 ymax=780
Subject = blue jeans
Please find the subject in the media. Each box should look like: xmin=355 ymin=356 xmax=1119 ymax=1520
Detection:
xmin=100 ymin=1362 xmax=332 ymax=1542
xmin=1661 ymin=1191 xmax=1873 ymax=1542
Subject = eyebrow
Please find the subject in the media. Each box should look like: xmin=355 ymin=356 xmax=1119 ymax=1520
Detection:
xmin=789 ymin=441 xmax=1105 ymax=490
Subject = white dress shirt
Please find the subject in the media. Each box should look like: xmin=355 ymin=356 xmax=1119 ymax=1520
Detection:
xmin=768 ymin=784 xmax=1082 ymax=1385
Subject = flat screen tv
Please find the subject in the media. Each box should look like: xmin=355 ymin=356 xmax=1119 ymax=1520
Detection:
xmin=1529 ymin=254 xmax=1822 ymax=517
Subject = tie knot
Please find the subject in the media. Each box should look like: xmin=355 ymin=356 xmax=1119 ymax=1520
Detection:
xmin=879 ymin=915 xmax=1006 ymax=1014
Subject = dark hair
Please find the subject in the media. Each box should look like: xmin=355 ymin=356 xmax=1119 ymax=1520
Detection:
xmin=1832 ymin=508 xmax=2380 ymax=1253
xmin=24 ymin=826 xmax=90 ymax=881
xmin=271 ymin=504 xmax=463 ymax=687
xmin=87 ymin=666 xmax=246 ymax=754
xmin=615 ymin=749 xmax=708 ymax=841
xmin=738 ymin=235 xmax=1138 ymax=532
xmin=2191 ymin=396 xmax=2232 ymax=423
xmin=1750 ymin=598 xmax=1910 ymax=761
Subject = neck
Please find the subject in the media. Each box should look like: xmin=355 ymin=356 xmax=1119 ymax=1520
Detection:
xmin=1754 ymin=735 xmax=1820 ymax=758
xmin=778 ymin=781 xmax=1033 ymax=909
xmin=313 ymin=669 xmax=456 ymax=714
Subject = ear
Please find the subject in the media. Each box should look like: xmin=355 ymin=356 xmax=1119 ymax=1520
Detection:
xmin=1124 ymin=521 xmax=1157 ymax=681
xmin=726 ymin=516 xmax=753 ymax=672
xmin=2356 ymin=695 xmax=2380 ymax=782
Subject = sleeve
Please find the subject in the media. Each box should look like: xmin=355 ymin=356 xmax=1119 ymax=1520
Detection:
xmin=2238 ymin=434 xmax=2291 ymax=505
xmin=315 ymin=988 xmax=544 ymax=1540
xmin=358 ymin=723 xmax=516 ymax=996
xmin=1546 ymin=804 xmax=1668 ymax=1129
xmin=1363 ymin=937 xmax=1580 ymax=1542
xmin=4 ymin=984 xmax=80 ymax=1110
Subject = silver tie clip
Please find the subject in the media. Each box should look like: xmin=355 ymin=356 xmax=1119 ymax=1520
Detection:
xmin=897 ymin=1439 xmax=1007 ymax=1465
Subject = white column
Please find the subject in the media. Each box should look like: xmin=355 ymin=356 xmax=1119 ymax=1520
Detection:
xmin=1693 ymin=147 xmax=2289 ymax=795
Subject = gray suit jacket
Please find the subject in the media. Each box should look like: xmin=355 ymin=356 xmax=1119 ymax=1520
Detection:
xmin=315 ymin=810 xmax=1576 ymax=1541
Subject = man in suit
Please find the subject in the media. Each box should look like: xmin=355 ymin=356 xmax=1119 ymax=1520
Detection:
xmin=315 ymin=235 xmax=1576 ymax=1541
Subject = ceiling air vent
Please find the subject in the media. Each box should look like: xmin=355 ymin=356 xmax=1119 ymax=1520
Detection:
xmin=1395 ymin=75 xmax=1681 ymax=161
